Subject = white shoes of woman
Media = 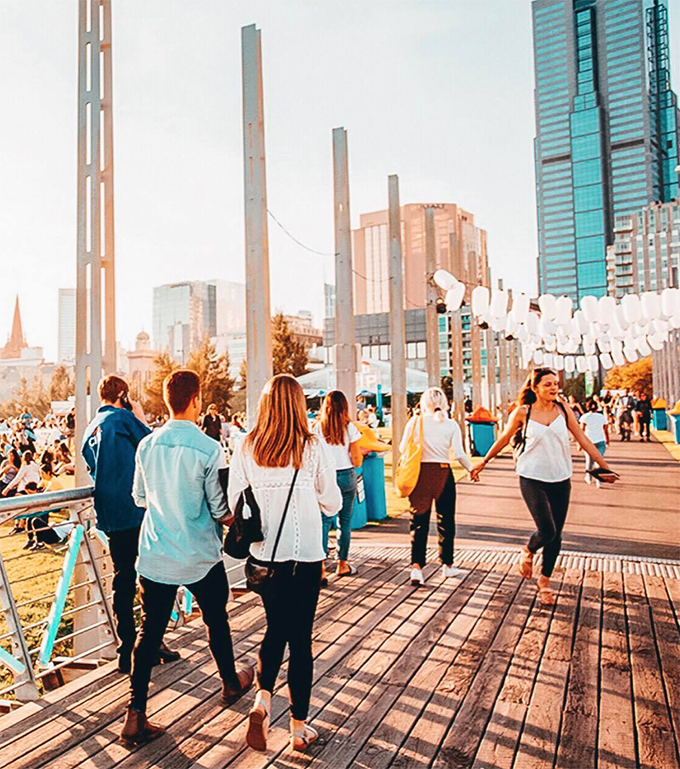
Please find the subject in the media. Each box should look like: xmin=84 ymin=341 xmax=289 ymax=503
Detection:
xmin=410 ymin=567 xmax=424 ymax=587
xmin=442 ymin=565 xmax=465 ymax=578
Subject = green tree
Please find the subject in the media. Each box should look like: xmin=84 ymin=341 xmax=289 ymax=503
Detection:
xmin=272 ymin=312 xmax=308 ymax=377
xmin=186 ymin=337 xmax=236 ymax=415
xmin=239 ymin=358 xmax=247 ymax=389
xmin=563 ymin=373 xmax=586 ymax=404
xmin=143 ymin=351 xmax=179 ymax=417
xmin=49 ymin=365 xmax=74 ymax=401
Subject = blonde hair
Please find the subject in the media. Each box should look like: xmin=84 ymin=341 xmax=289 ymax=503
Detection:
xmin=245 ymin=374 xmax=313 ymax=469
xmin=420 ymin=387 xmax=449 ymax=423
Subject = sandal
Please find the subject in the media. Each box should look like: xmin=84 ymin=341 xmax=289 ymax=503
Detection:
xmin=336 ymin=564 xmax=357 ymax=577
xmin=246 ymin=705 xmax=270 ymax=752
xmin=518 ymin=548 xmax=534 ymax=580
xmin=537 ymin=584 xmax=556 ymax=606
xmin=291 ymin=723 xmax=319 ymax=752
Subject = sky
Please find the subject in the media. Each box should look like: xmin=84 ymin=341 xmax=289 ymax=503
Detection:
xmin=0 ymin=0 xmax=678 ymax=361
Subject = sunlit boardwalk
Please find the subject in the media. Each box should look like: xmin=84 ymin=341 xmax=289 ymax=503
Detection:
xmin=0 ymin=535 xmax=678 ymax=769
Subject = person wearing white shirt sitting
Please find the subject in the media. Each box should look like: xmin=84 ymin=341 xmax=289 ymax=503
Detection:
xmin=228 ymin=374 xmax=342 ymax=753
xmin=314 ymin=390 xmax=363 ymax=584
xmin=579 ymin=399 xmax=610 ymax=489
xmin=2 ymin=450 xmax=41 ymax=496
xmin=399 ymin=387 xmax=476 ymax=588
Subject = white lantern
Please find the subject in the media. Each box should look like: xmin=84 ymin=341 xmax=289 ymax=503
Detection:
xmin=555 ymin=295 xmax=573 ymax=326
xmin=434 ymin=269 xmax=457 ymax=291
xmin=574 ymin=309 xmax=590 ymax=335
xmin=652 ymin=318 xmax=669 ymax=335
xmin=598 ymin=295 xmax=616 ymax=326
xmin=445 ymin=282 xmax=465 ymax=312
xmin=587 ymin=355 xmax=599 ymax=372
xmin=641 ymin=291 xmax=661 ymax=321
xmin=597 ymin=335 xmax=612 ymax=353
xmin=611 ymin=348 xmax=626 ymax=367
xmin=554 ymin=354 xmax=565 ymax=371
xmin=491 ymin=315 xmax=506 ymax=333
xmin=637 ymin=337 xmax=652 ymax=357
xmin=624 ymin=347 xmax=638 ymax=363
xmin=504 ymin=315 xmax=519 ymax=338
xmin=511 ymin=293 xmax=530 ymax=324
xmin=583 ymin=338 xmax=596 ymax=356
xmin=671 ymin=312 xmax=680 ymax=329
xmin=648 ymin=335 xmax=665 ymax=351
xmin=543 ymin=353 xmax=554 ymax=368
xmin=540 ymin=317 xmax=558 ymax=337
xmin=565 ymin=356 xmax=576 ymax=373
xmin=599 ymin=352 xmax=613 ymax=370
xmin=490 ymin=289 xmax=509 ymax=318
xmin=622 ymin=293 xmax=642 ymax=324
xmin=526 ymin=312 xmax=539 ymax=335
xmin=544 ymin=335 xmax=557 ymax=352
xmin=615 ymin=304 xmax=630 ymax=330
xmin=581 ymin=295 xmax=599 ymax=323
xmin=533 ymin=349 xmax=544 ymax=365
xmin=538 ymin=293 xmax=557 ymax=320
xmin=576 ymin=356 xmax=588 ymax=373
xmin=471 ymin=285 xmax=490 ymax=317
xmin=661 ymin=287 xmax=680 ymax=317
xmin=517 ymin=325 xmax=529 ymax=342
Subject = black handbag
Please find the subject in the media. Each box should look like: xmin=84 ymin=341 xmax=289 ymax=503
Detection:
xmin=245 ymin=467 xmax=300 ymax=596
xmin=510 ymin=404 xmax=532 ymax=463
xmin=224 ymin=483 xmax=264 ymax=561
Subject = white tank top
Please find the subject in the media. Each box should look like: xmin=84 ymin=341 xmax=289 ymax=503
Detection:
xmin=515 ymin=410 xmax=572 ymax=483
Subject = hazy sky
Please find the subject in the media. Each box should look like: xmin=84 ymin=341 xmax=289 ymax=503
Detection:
xmin=0 ymin=0 xmax=678 ymax=360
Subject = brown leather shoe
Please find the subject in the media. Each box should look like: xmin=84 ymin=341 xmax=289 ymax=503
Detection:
xmin=220 ymin=663 xmax=255 ymax=704
xmin=120 ymin=708 xmax=166 ymax=747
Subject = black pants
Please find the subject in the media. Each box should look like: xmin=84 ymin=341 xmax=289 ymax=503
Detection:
xmin=129 ymin=562 xmax=238 ymax=712
xmin=258 ymin=561 xmax=322 ymax=721
xmin=408 ymin=463 xmax=456 ymax=568
xmin=519 ymin=477 xmax=571 ymax=578
xmin=639 ymin=418 xmax=651 ymax=439
xmin=26 ymin=513 xmax=60 ymax=545
xmin=107 ymin=526 xmax=141 ymax=659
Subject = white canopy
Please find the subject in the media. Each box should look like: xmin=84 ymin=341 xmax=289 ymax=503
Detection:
xmin=296 ymin=358 xmax=429 ymax=397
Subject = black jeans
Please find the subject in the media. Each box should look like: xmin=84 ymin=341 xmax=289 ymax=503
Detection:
xmin=107 ymin=526 xmax=141 ymax=658
xmin=129 ymin=562 xmax=238 ymax=712
xmin=409 ymin=463 xmax=456 ymax=567
xmin=519 ymin=477 xmax=571 ymax=577
xmin=26 ymin=513 xmax=60 ymax=545
xmin=257 ymin=561 xmax=322 ymax=721
xmin=639 ymin=418 xmax=651 ymax=439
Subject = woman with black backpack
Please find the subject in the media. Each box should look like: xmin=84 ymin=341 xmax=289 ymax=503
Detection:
xmin=470 ymin=368 xmax=618 ymax=606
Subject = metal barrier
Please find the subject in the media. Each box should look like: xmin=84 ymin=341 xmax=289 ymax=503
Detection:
xmin=0 ymin=487 xmax=242 ymax=705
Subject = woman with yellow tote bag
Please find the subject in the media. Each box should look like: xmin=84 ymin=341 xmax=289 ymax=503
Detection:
xmin=398 ymin=388 xmax=476 ymax=587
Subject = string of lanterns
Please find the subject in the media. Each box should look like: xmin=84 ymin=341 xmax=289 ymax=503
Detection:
xmin=433 ymin=269 xmax=680 ymax=374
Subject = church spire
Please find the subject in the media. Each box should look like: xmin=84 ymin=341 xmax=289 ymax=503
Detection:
xmin=1 ymin=296 xmax=27 ymax=360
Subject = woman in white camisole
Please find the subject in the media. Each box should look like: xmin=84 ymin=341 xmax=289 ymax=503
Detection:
xmin=471 ymin=368 xmax=618 ymax=606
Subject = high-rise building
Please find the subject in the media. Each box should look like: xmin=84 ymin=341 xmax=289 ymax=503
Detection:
xmin=210 ymin=280 xmax=246 ymax=336
xmin=352 ymin=203 xmax=489 ymax=315
xmin=152 ymin=281 xmax=217 ymax=364
xmin=606 ymin=199 xmax=680 ymax=297
xmin=58 ymin=289 xmax=76 ymax=364
xmin=532 ymin=0 xmax=680 ymax=302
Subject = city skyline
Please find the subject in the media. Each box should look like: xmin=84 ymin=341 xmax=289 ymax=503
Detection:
xmin=0 ymin=0 xmax=678 ymax=361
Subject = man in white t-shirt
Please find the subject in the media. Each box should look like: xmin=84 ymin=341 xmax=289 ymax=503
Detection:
xmin=579 ymin=400 xmax=609 ymax=488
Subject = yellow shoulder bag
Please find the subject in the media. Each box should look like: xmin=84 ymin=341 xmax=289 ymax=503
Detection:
xmin=395 ymin=414 xmax=423 ymax=498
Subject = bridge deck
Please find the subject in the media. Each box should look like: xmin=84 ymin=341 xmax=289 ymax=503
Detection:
xmin=1 ymin=545 xmax=679 ymax=769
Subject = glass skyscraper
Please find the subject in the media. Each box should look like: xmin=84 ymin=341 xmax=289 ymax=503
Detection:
xmin=533 ymin=0 xmax=680 ymax=302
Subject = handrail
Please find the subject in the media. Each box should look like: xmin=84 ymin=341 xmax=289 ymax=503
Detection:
xmin=0 ymin=486 xmax=95 ymax=524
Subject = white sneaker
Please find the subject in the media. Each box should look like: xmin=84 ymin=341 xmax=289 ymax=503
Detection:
xmin=584 ymin=472 xmax=592 ymax=485
xmin=410 ymin=568 xmax=424 ymax=587
xmin=595 ymin=479 xmax=602 ymax=490
xmin=442 ymin=565 xmax=465 ymax=579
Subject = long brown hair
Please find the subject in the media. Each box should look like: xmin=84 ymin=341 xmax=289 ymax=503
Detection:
xmin=517 ymin=368 xmax=556 ymax=406
xmin=245 ymin=374 xmax=313 ymax=469
xmin=319 ymin=390 xmax=350 ymax=445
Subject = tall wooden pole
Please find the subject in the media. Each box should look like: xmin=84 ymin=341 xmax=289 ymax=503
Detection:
xmin=242 ymin=24 xmax=272 ymax=424
xmin=332 ymin=128 xmax=356 ymax=414
xmin=388 ymin=175 xmax=406 ymax=476
xmin=424 ymin=207 xmax=439 ymax=389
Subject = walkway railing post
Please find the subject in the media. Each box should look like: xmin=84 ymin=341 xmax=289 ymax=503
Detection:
xmin=424 ymin=207 xmax=440 ymax=389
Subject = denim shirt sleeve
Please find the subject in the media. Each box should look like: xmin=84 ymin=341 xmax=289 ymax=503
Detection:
xmin=132 ymin=444 xmax=147 ymax=508
xmin=205 ymin=444 xmax=228 ymax=520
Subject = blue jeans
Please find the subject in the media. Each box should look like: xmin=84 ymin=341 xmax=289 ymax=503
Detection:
xmin=585 ymin=441 xmax=606 ymax=472
xmin=322 ymin=468 xmax=357 ymax=562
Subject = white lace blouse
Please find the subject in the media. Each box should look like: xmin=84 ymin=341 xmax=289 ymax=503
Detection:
xmin=227 ymin=436 xmax=342 ymax=562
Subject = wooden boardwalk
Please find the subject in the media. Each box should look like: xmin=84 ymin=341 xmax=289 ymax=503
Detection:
xmin=1 ymin=545 xmax=679 ymax=769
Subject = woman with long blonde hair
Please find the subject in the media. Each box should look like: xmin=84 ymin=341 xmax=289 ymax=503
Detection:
xmin=314 ymin=390 xmax=363 ymax=583
xmin=399 ymin=387 xmax=475 ymax=587
xmin=228 ymin=374 xmax=341 ymax=753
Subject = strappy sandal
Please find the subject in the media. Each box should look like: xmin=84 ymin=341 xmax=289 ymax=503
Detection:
xmin=537 ymin=583 xmax=556 ymax=606
xmin=291 ymin=723 xmax=319 ymax=752
xmin=518 ymin=548 xmax=534 ymax=580
xmin=246 ymin=705 xmax=270 ymax=752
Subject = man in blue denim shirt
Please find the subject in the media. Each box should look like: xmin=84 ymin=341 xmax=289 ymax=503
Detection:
xmin=120 ymin=370 xmax=254 ymax=747
xmin=82 ymin=375 xmax=179 ymax=674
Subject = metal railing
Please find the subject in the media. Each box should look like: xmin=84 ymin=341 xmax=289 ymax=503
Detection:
xmin=0 ymin=487 xmax=243 ymax=705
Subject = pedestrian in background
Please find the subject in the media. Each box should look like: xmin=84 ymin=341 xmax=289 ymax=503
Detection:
xmin=201 ymin=403 xmax=222 ymax=442
xmin=580 ymin=399 xmax=610 ymax=489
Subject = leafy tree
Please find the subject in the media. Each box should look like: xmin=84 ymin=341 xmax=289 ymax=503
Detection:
xmin=0 ymin=376 xmax=52 ymax=419
xmin=239 ymin=358 xmax=247 ymax=389
xmin=440 ymin=375 xmax=453 ymax=404
xmin=272 ymin=312 xmax=308 ymax=377
xmin=563 ymin=373 xmax=586 ymax=404
xmin=49 ymin=365 xmax=74 ymax=401
xmin=143 ymin=351 xmax=179 ymax=417
xmin=604 ymin=356 xmax=653 ymax=396
xmin=186 ymin=337 xmax=235 ymax=416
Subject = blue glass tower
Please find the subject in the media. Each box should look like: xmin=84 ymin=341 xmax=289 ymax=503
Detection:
xmin=533 ymin=0 xmax=680 ymax=302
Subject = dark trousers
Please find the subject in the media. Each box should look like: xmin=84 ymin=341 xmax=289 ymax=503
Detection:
xmin=129 ymin=562 xmax=238 ymax=712
xmin=408 ymin=463 xmax=456 ymax=568
xmin=26 ymin=513 xmax=60 ymax=544
xmin=107 ymin=526 xmax=141 ymax=658
xmin=258 ymin=561 xmax=322 ymax=721
xmin=519 ymin=477 xmax=571 ymax=577
xmin=639 ymin=418 xmax=651 ymax=439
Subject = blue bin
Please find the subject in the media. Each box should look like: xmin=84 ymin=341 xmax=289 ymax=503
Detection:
xmin=350 ymin=465 xmax=368 ymax=530
xmin=362 ymin=453 xmax=387 ymax=522
xmin=652 ymin=408 xmax=668 ymax=431
xmin=670 ymin=413 xmax=680 ymax=444
xmin=469 ymin=422 xmax=496 ymax=457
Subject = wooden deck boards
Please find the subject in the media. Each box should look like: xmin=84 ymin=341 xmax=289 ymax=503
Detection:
xmin=1 ymin=546 xmax=679 ymax=769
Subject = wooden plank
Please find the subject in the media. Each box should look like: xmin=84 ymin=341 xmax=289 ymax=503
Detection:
xmin=554 ymin=570 xmax=602 ymax=769
xmin=35 ymin=554 xmax=405 ymax=769
xmin=473 ymin=571 xmax=565 ymax=769
xmin=389 ymin=564 xmax=519 ymax=768
xmin=598 ymin=571 xmax=636 ymax=769
xmin=643 ymin=575 xmax=680 ymax=765
xmin=625 ymin=572 xmax=680 ymax=769
xmin=512 ymin=568 xmax=584 ymax=769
